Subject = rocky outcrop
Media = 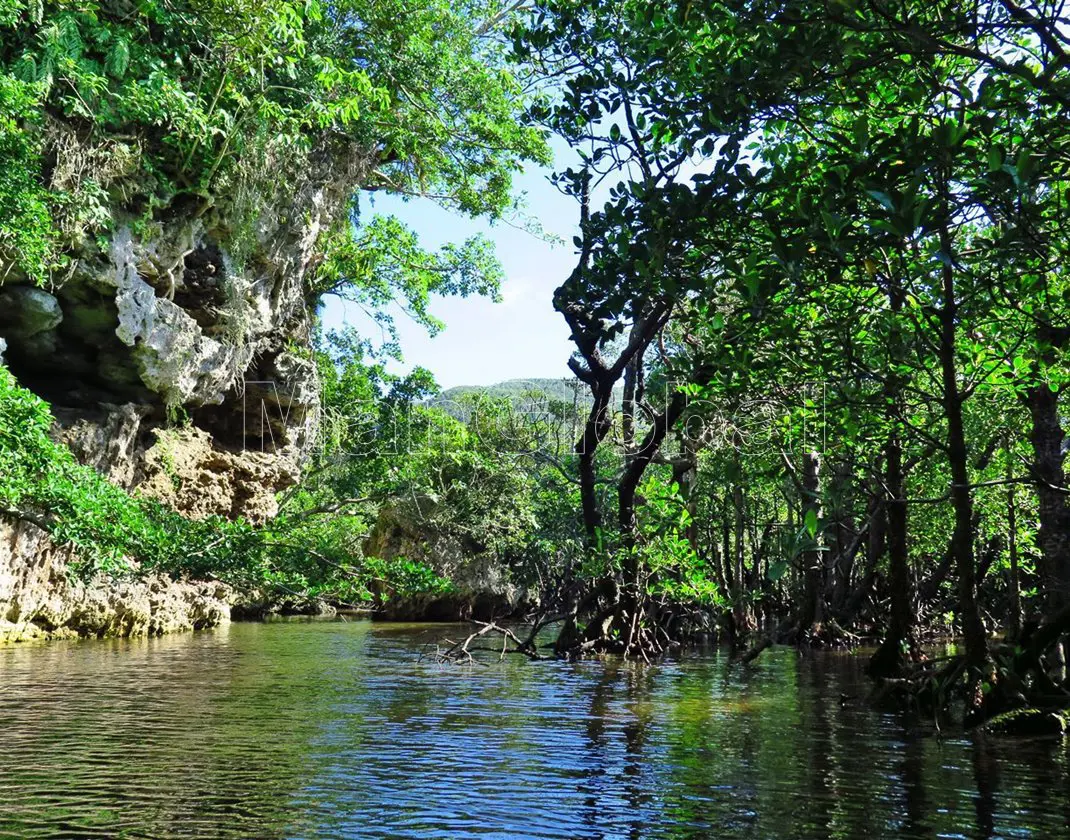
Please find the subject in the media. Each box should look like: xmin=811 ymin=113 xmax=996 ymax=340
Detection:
xmin=0 ymin=394 xmax=306 ymax=641
xmin=55 ymin=402 xmax=149 ymax=487
xmin=0 ymin=229 xmax=321 ymax=460
xmin=54 ymin=403 xmax=300 ymax=523
xmin=230 ymin=593 xmax=337 ymax=621
xmin=0 ymin=137 xmax=343 ymax=461
xmin=365 ymin=503 xmax=537 ymax=621
xmin=0 ymin=517 xmax=232 ymax=642
xmin=137 ymin=426 xmax=299 ymax=523
xmin=0 ymin=286 xmax=63 ymax=339
xmin=0 ymin=137 xmax=357 ymax=641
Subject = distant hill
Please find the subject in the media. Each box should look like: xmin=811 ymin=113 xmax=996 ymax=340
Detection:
xmin=434 ymin=378 xmax=587 ymax=406
xmin=428 ymin=378 xmax=626 ymax=421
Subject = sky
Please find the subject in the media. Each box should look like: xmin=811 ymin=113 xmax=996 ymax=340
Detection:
xmin=319 ymin=142 xmax=582 ymax=390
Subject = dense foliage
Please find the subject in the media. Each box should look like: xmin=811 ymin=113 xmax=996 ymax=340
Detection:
xmin=0 ymin=362 xmax=454 ymax=601
xmin=0 ymin=0 xmax=546 ymax=274
xmin=3 ymin=0 xmax=1070 ymax=729
xmin=0 ymin=0 xmax=552 ymax=605
xmin=286 ymin=329 xmax=587 ymax=598
xmin=489 ymin=0 xmax=1070 ymax=723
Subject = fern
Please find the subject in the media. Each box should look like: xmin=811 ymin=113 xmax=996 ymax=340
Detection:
xmin=104 ymin=37 xmax=129 ymax=79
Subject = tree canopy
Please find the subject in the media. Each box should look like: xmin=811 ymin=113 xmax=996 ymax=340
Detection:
xmin=3 ymin=0 xmax=1070 ymax=728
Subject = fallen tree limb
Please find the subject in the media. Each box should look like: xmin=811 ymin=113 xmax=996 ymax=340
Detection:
xmin=736 ymin=635 xmax=773 ymax=664
xmin=436 ymin=621 xmax=550 ymax=664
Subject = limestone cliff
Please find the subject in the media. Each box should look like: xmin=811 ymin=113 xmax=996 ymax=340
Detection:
xmin=364 ymin=502 xmax=538 ymax=622
xmin=0 ymin=159 xmax=347 ymax=641
xmin=0 ymin=519 xmax=231 ymax=641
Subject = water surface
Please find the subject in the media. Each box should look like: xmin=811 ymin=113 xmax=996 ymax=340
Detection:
xmin=1 ymin=619 xmax=1068 ymax=838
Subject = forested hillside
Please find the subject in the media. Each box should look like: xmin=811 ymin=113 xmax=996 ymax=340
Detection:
xmin=436 ymin=378 xmax=585 ymax=406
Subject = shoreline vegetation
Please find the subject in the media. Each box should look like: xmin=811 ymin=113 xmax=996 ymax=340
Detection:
xmin=1 ymin=0 xmax=1070 ymax=733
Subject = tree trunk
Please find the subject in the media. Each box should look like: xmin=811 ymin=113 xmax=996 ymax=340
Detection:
xmin=870 ymin=265 xmax=917 ymax=676
xmin=721 ymin=493 xmax=733 ymax=591
xmin=937 ymin=257 xmax=988 ymax=673
xmin=617 ymin=393 xmax=686 ymax=606
xmin=556 ymin=375 xmax=616 ymax=655
xmin=869 ymin=423 xmax=916 ymax=675
xmin=1026 ymin=379 xmax=1070 ymax=620
xmin=839 ymin=501 xmax=885 ymax=627
xmin=799 ymin=450 xmax=824 ymax=635
xmin=1006 ymin=473 xmax=1022 ymax=640
xmin=822 ymin=459 xmax=850 ymax=625
xmin=612 ymin=393 xmax=687 ymax=653
xmin=618 ymin=394 xmax=686 ymax=543
xmin=576 ymin=378 xmax=615 ymax=548
xmin=621 ymin=333 xmax=642 ymax=458
xmin=730 ymin=439 xmax=755 ymax=634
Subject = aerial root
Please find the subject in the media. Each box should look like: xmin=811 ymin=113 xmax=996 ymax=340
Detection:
xmin=781 ymin=618 xmax=861 ymax=650
xmin=734 ymin=635 xmax=773 ymax=664
xmin=435 ymin=602 xmax=689 ymax=665
xmin=869 ymin=607 xmax=1070 ymax=727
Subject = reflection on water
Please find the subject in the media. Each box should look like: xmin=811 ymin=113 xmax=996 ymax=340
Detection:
xmin=1 ymin=619 xmax=1068 ymax=838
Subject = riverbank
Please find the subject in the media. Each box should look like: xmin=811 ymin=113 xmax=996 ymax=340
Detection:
xmin=0 ymin=515 xmax=233 ymax=643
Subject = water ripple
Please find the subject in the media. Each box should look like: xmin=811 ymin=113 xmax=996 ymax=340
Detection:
xmin=1 ymin=621 xmax=1068 ymax=838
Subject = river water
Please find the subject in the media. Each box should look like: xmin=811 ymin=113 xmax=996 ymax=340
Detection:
xmin=1 ymin=619 xmax=1068 ymax=839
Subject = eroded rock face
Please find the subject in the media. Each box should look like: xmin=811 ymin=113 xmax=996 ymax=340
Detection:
xmin=109 ymin=226 xmax=255 ymax=410
xmin=0 ymin=144 xmax=354 ymax=641
xmin=50 ymin=401 xmax=300 ymax=524
xmin=137 ymin=425 xmax=299 ymax=523
xmin=55 ymin=402 xmax=148 ymax=488
xmin=0 ymin=151 xmax=336 ymax=461
xmin=0 ymin=398 xmax=299 ymax=641
xmin=365 ymin=504 xmax=537 ymax=622
xmin=0 ymin=517 xmax=233 ymax=642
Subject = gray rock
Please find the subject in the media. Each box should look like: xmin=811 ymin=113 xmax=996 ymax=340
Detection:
xmin=365 ymin=503 xmax=538 ymax=621
xmin=0 ymin=143 xmax=361 ymax=642
xmin=56 ymin=403 xmax=148 ymax=488
xmin=0 ymin=286 xmax=63 ymax=338
xmin=0 ymin=516 xmax=233 ymax=642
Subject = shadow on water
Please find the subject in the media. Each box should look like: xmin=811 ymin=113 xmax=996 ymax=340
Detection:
xmin=1 ymin=620 xmax=1068 ymax=838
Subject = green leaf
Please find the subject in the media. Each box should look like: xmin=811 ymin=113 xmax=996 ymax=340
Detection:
xmin=986 ymin=146 xmax=1002 ymax=172
xmin=768 ymin=560 xmax=789 ymax=582
xmin=866 ymin=190 xmax=895 ymax=212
